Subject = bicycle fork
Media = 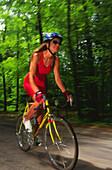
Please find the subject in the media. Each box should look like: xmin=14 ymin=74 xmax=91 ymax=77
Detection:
xmin=46 ymin=117 xmax=62 ymax=144
xmin=45 ymin=100 xmax=62 ymax=145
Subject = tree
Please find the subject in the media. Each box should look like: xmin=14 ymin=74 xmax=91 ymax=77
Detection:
xmin=67 ymin=0 xmax=81 ymax=118
xmin=0 ymin=0 xmax=112 ymax=123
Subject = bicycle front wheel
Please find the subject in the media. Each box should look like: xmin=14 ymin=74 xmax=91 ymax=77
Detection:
xmin=16 ymin=114 xmax=30 ymax=152
xmin=44 ymin=117 xmax=78 ymax=170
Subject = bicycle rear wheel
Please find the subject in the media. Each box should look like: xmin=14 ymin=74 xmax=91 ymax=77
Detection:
xmin=44 ymin=117 xmax=78 ymax=170
xmin=16 ymin=114 xmax=30 ymax=151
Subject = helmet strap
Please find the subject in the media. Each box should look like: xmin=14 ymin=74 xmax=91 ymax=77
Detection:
xmin=47 ymin=42 xmax=55 ymax=56
xmin=47 ymin=47 xmax=56 ymax=69
xmin=47 ymin=47 xmax=55 ymax=56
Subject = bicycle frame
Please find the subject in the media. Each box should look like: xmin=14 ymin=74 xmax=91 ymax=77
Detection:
xmin=18 ymin=99 xmax=62 ymax=144
xmin=16 ymin=95 xmax=78 ymax=169
xmin=18 ymin=102 xmax=33 ymax=134
xmin=35 ymin=99 xmax=62 ymax=144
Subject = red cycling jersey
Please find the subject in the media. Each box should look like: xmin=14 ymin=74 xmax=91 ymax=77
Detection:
xmin=23 ymin=51 xmax=52 ymax=98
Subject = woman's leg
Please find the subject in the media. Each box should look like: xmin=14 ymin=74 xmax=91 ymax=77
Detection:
xmin=25 ymin=103 xmax=43 ymax=123
xmin=25 ymin=94 xmax=44 ymax=124
xmin=23 ymin=76 xmax=45 ymax=130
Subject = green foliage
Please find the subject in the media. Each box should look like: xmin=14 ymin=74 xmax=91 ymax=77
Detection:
xmin=0 ymin=0 xmax=112 ymax=123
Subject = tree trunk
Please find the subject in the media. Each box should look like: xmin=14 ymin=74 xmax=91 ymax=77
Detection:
xmin=35 ymin=1 xmax=43 ymax=44
xmin=109 ymin=9 xmax=112 ymax=112
xmin=38 ymin=0 xmax=43 ymax=44
xmin=16 ymin=22 xmax=20 ymax=111
xmin=2 ymin=25 xmax=7 ymax=111
xmin=86 ymin=33 xmax=98 ymax=121
xmin=67 ymin=0 xmax=81 ymax=118
xmin=1 ymin=66 xmax=7 ymax=111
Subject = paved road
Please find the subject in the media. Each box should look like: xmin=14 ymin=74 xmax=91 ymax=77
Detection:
xmin=0 ymin=117 xmax=112 ymax=170
xmin=75 ymin=126 xmax=112 ymax=169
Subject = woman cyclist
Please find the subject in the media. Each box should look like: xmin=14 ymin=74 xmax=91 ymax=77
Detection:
xmin=23 ymin=32 xmax=70 ymax=132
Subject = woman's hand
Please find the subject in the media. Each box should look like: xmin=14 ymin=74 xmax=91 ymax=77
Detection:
xmin=64 ymin=91 xmax=73 ymax=105
xmin=36 ymin=91 xmax=43 ymax=103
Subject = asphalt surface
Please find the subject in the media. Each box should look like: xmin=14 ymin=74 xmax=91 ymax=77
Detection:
xmin=0 ymin=117 xmax=112 ymax=170
xmin=75 ymin=126 xmax=112 ymax=169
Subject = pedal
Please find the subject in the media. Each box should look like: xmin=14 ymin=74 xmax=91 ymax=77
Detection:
xmin=27 ymin=132 xmax=34 ymax=146
xmin=34 ymin=135 xmax=43 ymax=147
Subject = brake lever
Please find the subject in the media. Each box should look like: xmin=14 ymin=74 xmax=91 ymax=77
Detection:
xmin=34 ymin=95 xmax=46 ymax=111
xmin=69 ymin=94 xmax=72 ymax=106
xmin=43 ymin=95 xmax=46 ymax=109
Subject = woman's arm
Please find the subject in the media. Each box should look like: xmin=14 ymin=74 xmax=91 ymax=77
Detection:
xmin=54 ymin=56 xmax=66 ymax=92
xmin=29 ymin=53 xmax=40 ymax=92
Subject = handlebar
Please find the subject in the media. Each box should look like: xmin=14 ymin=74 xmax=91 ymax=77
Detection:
xmin=34 ymin=94 xmax=73 ymax=111
xmin=69 ymin=94 xmax=72 ymax=107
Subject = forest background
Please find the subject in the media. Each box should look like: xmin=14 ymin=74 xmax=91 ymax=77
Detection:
xmin=0 ymin=0 xmax=112 ymax=125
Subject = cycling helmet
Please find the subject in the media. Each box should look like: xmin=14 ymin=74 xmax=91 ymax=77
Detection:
xmin=43 ymin=32 xmax=63 ymax=43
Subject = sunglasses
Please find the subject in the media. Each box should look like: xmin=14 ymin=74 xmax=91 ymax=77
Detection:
xmin=53 ymin=40 xmax=61 ymax=46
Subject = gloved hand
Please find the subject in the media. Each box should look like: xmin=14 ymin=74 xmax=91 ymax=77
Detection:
xmin=35 ymin=91 xmax=43 ymax=103
xmin=63 ymin=91 xmax=69 ymax=98
xmin=63 ymin=91 xmax=73 ymax=104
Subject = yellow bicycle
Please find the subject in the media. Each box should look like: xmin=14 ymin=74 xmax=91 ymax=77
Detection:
xmin=16 ymin=94 xmax=78 ymax=170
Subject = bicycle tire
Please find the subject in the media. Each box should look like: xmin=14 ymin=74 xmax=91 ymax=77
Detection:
xmin=44 ymin=117 xmax=78 ymax=170
xmin=16 ymin=114 xmax=31 ymax=152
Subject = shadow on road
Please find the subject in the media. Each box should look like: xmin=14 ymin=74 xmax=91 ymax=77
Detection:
xmin=75 ymin=159 xmax=112 ymax=170
xmin=24 ymin=149 xmax=112 ymax=170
